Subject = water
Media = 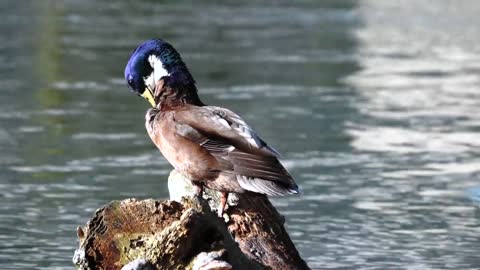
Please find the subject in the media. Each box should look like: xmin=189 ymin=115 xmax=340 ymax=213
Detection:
xmin=1 ymin=1 xmax=480 ymax=269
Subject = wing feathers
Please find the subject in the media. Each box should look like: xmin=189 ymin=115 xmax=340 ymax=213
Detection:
xmin=201 ymin=140 xmax=234 ymax=153
xmin=237 ymin=176 xmax=298 ymax=196
xmin=226 ymin=150 xmax=297 ymax=187
xmin=173 ymin=105 xmax=298 ymax=195
xmin=175 ymin=106 xmax=280 ymax=157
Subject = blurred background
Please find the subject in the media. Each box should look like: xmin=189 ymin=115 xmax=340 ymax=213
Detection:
xmin=1 ymin=0 xmax=480 ymax=269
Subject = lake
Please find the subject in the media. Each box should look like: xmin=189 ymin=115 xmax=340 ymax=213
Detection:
xmin=1 ymin=1 xmax=480 ymax=269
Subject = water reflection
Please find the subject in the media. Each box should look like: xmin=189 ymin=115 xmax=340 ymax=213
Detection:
xmin=340 ymin=1 xmax=480 ymax=269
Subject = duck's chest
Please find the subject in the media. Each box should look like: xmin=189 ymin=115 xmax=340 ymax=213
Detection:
xmin=145 ymin=111 xmax=179 ymax=162
xmin=145 ymin=110 xmax=210 ymax=179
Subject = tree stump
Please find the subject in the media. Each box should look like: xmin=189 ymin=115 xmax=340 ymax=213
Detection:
xmin=73 ymin=170 xmax=310 ymax=270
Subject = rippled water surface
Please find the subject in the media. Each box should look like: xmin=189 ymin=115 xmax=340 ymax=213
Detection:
xmin=2 ymin=1 xmax=480 ymax=269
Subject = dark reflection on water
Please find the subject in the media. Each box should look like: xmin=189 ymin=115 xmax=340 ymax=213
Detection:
xmin=1 ymin=0 xmax=480 ymax=269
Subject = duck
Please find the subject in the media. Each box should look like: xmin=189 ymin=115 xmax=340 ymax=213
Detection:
xmin=124 ymin=39 xmax=299 ymax=217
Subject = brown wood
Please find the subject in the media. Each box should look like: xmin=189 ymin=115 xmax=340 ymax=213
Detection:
xmin=73 ymin=170 xmax=310 ymax=270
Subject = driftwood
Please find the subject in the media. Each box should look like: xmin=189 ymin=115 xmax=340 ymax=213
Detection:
xmin=73 ymin=170 xmax=309 ymax=270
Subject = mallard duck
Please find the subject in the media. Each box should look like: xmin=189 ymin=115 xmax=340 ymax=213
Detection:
xmin=124 ymin=39 xmax=298 ymax=216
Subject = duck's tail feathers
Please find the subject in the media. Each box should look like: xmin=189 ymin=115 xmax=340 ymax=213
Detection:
xmin=237 ymin=176 xmax=299 ymax=196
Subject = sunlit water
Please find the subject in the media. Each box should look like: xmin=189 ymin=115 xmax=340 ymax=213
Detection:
xmin=1 ymin=1 xmax=480 ymax=269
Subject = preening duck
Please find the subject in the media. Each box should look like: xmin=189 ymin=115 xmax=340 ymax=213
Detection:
xmin=124 ymin=39 xmax=298 ymax=216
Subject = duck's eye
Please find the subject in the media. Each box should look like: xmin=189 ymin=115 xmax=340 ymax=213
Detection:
xmin=127 ymin=78 xmax=134 ymax=88
xmin=127 ymin=74 xmax=134 ymax=86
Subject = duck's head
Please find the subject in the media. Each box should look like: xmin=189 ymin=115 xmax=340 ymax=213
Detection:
xmin=124 ymin=39 xmax=195 ymax=107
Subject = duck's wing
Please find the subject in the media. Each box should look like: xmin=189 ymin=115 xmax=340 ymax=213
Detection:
xmin=174 ymin=106 xmax=298 ymax=195
xmin=175 ymin=106 xmax=281 ymax=157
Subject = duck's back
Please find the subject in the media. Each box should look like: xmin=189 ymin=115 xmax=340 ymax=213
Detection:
xmin=146 ymin=105 xmax=299 ymax=196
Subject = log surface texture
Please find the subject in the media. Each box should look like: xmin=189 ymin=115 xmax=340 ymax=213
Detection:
xmin=73 ymin=170 xmax=310 ymax=270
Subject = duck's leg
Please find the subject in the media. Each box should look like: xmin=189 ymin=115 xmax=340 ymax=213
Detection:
xmin=218 ymin=192 xmax=228 ymax=217
xmin=193 ymin=182 xmax=204 ymax=197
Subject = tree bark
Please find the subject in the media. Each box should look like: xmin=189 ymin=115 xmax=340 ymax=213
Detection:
xmin=73 ymin=170 xmax=309 ymax=270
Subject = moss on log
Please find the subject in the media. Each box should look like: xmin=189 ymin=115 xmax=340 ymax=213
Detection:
xmin=73 ymin=170 xmax=309 ymax=270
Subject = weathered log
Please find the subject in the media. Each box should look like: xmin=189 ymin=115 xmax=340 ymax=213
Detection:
xmin=73 ymin=170 xmax=309 ymax=270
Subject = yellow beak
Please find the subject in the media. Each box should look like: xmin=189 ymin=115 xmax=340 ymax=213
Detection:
xmin=141 ymin=88 xmax=156 ymax=107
